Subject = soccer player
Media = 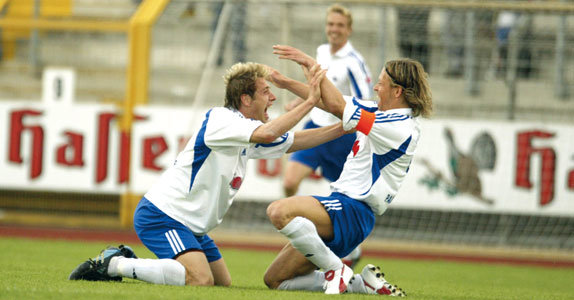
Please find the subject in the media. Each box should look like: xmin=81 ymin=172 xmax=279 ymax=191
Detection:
xmin=69 ymin=62 xmax=349 ymax=287
xmin=264 ymin=45 xmax=432 ymax=295
xmin=282 ymin=3 xmax=372 ymax=269
xmin=284 ymin=3 xmax=372 ymax=196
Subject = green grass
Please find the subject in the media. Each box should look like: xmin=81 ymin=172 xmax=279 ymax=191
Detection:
xmin=0 ymin=237 xmax=573 ymax=299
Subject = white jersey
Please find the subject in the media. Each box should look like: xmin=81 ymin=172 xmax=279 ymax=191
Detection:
xmin=311 ymin=41 xmax=373 ymax=127
xmin=332 ymin=96 xmax=420 ymax=215
xmin=144 ymin=107 xmax=294 ymax=235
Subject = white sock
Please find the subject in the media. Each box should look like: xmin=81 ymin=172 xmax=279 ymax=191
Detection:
xmin=277 ymin=270 xmax=325 ymax=292
xmin=108 ymin=257 xmax=186 ymax=286
xmin=342 ymin=247 xmax=362 ymax=261
xmin=346 ymin=274 xmax=368 ymax=294
xmin=279 ymin=216 xmax=343 ymax=271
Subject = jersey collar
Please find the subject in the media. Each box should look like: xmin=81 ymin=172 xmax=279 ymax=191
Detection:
xmin=384 ymin=108 xmax=412 ymax=117
xmin=332 ymin=41 xmax=354 ymax=58
xmin=230 ymin=107 xmax=247 ymax=119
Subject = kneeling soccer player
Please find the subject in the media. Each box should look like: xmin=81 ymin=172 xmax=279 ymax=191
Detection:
xmin=69 ymin=62 xmax=349 ymax=286
xmin=263 ymin=45 xmax=432 ymax=295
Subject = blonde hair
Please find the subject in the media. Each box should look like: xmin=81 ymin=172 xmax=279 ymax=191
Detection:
xmin=327 ymin=4 xmax=352 ymax=28
xmin=223 ymin=62 xmax=269 ymax=110
xmin=385 ymin=59 xmax=433 ymax=118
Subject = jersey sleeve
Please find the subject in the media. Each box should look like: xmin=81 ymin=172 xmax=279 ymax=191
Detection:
xmin=346 ymin=57 xmax=373 ymax=100
xmin=367 ymin=112 xmax=413 ymax=154
xmin=342 ymin=98 xmax=412 ymax=154
xmin=246 ymin=131 xmax=295 ymax=159
xmin=204 ymin=108 xmax=263 ymax=148
xmin=341 ymin=96 xmax=378 ymax=132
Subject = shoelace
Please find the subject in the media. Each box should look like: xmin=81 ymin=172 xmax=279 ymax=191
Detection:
xmin=87 ymin=254 xmax=106 ymax=274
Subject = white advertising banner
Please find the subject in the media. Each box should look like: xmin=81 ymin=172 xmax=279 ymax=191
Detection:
xmin=1 ymin=101 xmax=573 ymax=216
xmin=0 ymin=101 xmax=122 ymax=192
xmin=393 ymin=119 xmax=574 ymax=216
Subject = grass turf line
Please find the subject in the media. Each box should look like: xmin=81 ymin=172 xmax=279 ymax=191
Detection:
xmin=0 ymin=237 xmax=572 ymax=300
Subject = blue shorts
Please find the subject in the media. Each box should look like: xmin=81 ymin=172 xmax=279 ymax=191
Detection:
xmin=313 ymin=192 xmax=375 ymax=258
xmin=133 ymin=197 xmax=222 ymax=262
xmin=289 ymin=120 xmax=356 ymax=182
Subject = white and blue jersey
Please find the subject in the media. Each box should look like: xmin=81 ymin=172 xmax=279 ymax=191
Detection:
xmin=143 ymin=107 xmax=294 ymax=235
xmin=312 ymin=41 xmax=372 ymax=127
xmin=333 ymin=96 xmax=420 ymax=215
xmin=289 ymin=42 xmax=372 ymax=181
xmin=311 ymin=96 xmax=419 ymax=257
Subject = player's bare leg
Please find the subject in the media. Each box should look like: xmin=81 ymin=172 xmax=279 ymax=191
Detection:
xmin=209 ymin=257 xmax=232 ymax=286
xmin=264 ymin=243 xmax=318 ymax=289
xmin=176 ymin=251 xmax=219 ymax=286
xmin=267 ymin=195 xmax=333 ymax=237
xmin=283 ymin=161 xmax=314 ymax=196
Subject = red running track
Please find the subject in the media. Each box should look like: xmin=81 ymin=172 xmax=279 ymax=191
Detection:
xmin=1 ymin=224 xmax=572 ymax=268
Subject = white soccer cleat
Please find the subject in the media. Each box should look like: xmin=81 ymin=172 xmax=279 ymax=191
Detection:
xmin=324 ymin=264 xmax=353 ymax=294
xmin=361 ymin=264 xmax=406 ymax=297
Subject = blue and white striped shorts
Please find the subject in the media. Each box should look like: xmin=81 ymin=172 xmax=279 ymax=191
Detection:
xmin=313 ymin=192 xmax=375 ymax=258
xmin=133 ymin=197 xmax=222 ymax=262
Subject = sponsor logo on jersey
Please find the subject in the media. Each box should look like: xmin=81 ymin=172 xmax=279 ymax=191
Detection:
xmin=230 ymin=176 xmax=243 ymax=190
xmin=352 ymin=140 xmax=360 ymax=157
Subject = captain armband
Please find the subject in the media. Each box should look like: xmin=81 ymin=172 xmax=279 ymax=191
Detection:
xmin=356 ymin=110 xmax=375 ymax=135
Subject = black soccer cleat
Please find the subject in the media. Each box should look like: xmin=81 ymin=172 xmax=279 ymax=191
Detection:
xmin=118 ymin=244 xmax=138 ymax=259
xmin=68 ymin=259 xmax=122 ymax=282
xmin=69 ymin=244 xmax=138 ymax=282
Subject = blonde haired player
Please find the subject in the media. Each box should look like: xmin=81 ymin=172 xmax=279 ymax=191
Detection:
xmin=264 ymin=45 xmax=432 ymax=295
xmin=69 ymin=62 xmax=349 ymax=287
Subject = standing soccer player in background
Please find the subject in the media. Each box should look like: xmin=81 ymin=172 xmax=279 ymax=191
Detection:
xmin=265 ymin=45 xmax=432 ymax=295
xmin=69 ymin=62 xmax=349 ymax=287
xmin=283 ymin=3 xmax=373 ymax=268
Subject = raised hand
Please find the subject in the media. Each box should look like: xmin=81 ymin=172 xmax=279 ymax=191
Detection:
xmin=264 ymin=65 xmax=288 ymax=89
xmin=306 ymin=64 xmax=326 ymax=106
xmin=284 ymin=97 xmax=304 ymax=112
xmin=273 ymin=45 xmax=316 ymax=68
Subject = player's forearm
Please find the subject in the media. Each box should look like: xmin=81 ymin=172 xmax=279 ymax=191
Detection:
xmin=251 ymin=99 xmax=315 ymax=144
xmin=284 ymin=97 xmax=305 ymax=111
xmin=277 ymin=77 xmax=336 ymax=115
xmin=280 ymin=79 xmax=329 ymax=112
xmin=279 ymin=76 xmax=310 ymax=100
xmin=288 ymin=123 xmax=346 ymax=153
xmin=319 ymin=77 xmax=346 ymax=119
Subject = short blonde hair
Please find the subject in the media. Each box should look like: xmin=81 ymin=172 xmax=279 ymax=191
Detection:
xmin=327 ymin=4 xmax=352 ymax=28
xmin=223 ymin=62 xmax=269 ymax=110
xmin=385 ymin=59 xmax=433 ymax=118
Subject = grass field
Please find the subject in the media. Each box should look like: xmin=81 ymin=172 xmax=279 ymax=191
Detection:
xmin=1 ymin=237 xmax=573 ymax=300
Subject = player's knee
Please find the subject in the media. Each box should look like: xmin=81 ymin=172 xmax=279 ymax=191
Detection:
xmin=187 ymin=275 xmax=214 ymax=286
xmin=217 ymin=277 xmax=231 ymax=287
xmin=263 ymin=271 xmax=280 ymax=289
xmin=266 ymin=201 xmax=289 ymax=229
xmin=184 ymin=268 xmax=215 ymax=286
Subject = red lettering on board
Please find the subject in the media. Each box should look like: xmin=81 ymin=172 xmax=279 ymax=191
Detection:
xmin=142 ymin=136 xmax=168 ymax=171
xmin=9 ymin=110 xmax=44 ymax=179
xmin=516 ymin=131 xmax=555 ymax=206
xmin=56 ymin=131 xmax=84 ymax=166
xmin=258 ymin=159 xmax=281 ymax=177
